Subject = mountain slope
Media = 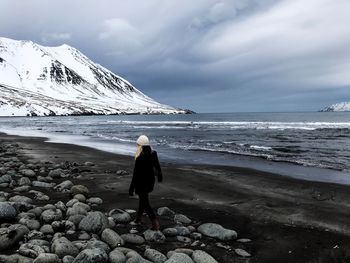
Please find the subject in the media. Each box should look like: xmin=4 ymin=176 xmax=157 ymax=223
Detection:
xmin=320 ymin=102 xmax=350 ymax=112
xmin=0 ymin=37 xmax=188 ymax=116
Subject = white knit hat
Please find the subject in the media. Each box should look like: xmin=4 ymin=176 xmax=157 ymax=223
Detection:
xmin=136 ymin=135 xmax=150 ymax=146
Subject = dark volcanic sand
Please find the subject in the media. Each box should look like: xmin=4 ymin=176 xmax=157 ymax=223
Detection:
xmin=2 ymin=132 xmax=350 ymax=262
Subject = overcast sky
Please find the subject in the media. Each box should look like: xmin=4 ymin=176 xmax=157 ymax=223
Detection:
xmin=1 ymin=0 xmax=350 ymax=112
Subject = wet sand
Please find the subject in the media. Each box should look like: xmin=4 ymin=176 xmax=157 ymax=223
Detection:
xmin=2 ymin=132 xmax=350 ymax=262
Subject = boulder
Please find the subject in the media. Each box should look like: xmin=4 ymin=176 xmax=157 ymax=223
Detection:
xmin=19 ymin=177 xmax=31 ymax=186
xmin=84 ymin=239 xmax=111 ymax=254
xmin=192 ymin=250 xmax=218 ymax=263
xmin=72 ymin=248 xmax=108 ymax=263
xmin=197 ymin=223 xmax=237 ymax=241
xmin=78 ymin=211 xmax=109 ymax=234
xmin=101 ymin=228 xmax=124 ymax=248
xmin=0 ymin=202 xmax=17 ymax=219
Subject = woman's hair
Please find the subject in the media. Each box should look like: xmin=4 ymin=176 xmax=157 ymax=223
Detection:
xmin=135 ymin=145 xmax=152 ymax=159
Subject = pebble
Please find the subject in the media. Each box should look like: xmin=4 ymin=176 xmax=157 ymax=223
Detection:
xmin=109 ymin=249 xmax=126 ymax=263
xmin=0 ymin=201 xmax=17 ymax=219
xmin=237 ymin=238 xmax=252 ymax=243
xmin=234 ymin=248 xmax=251 ymax=257
xmin=33 ymin=253 xmax=60 ymax=263
xmin=165 ymin=253 xmax=194 ymax=263
xmin=109 ymin=209 xmax=131 ymax=223
xmin=79 ymin=211 xmax=109 ymax=234
xmin=157 ymin=207 xmax=175 ymax=217
xmin=73 ymin=248 xmax=108 ymax=263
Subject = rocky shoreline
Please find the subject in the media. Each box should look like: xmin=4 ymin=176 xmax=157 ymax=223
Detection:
xmin=2 ymin=133 xmax=350 ymax=262
xmin=0 ymin=140 xmax=252 ymax=263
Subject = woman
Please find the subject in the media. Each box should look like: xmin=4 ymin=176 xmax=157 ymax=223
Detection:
xmin=129 ymin=135 xmax=163 ymax=230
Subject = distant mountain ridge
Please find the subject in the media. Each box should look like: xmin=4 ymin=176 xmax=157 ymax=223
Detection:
xmin=320 ymin=102 xmax=350 ymax=112
xmin=0 ymin=37 xmax=190 ymax=116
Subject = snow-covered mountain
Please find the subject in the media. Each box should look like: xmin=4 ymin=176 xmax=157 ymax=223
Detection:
xmin=0 ymin=37 xmax=190 ymax=116
xmin=320 ymin=102 xmax=350 ymax=112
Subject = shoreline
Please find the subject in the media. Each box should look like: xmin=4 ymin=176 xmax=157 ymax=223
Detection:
xmin=2 ymin=132 xmax=350 ymax=262
xmin=1 ymin=128 xmax=350 ymax=187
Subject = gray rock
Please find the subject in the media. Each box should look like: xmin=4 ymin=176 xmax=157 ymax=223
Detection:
xmin=14 ymin=185 xmax=31 ymax=192
xmin=192 ymin=250 xmax=218 ymax=263
xmin=157 ymin=207 xmax=175 ymax=217
xmin=0 ymin=254 xmax=33 ymax=263
xmin=41 ymin=209 xmax=63 ymax=223
xmin=144 ymin=248 xmax=167 ymax=263
xmin=109 ymin=209 xmax=131 ymax=223
xmin=174 ymin=214 xmax=191 ymax=224
xmin=20 ymin=169 xmax=36 ymax=177
xmin=19 ymin=177 xmax=32 ymax=186
xmin=55 ymin=201 xmax=67 ymax=212
xmin=33 ymin=253 xmax=60 ymax=263
xmin=63 ymin=255 xmax=75 ymax=263
xmin=173 ymin=249 xmax=193 ymax=256
xmin=165 ymin=253 xmax=194 ymax=263
xmin=51 ymin=237 xmax=79 ymax=258
xmin=68 ymin=214 xmax=85 ymax=225
xmin=0 ymin=202 xmax=17 ymax=219
xmin=234 ymin=248 xmax=251 ymax=257
xmin=32 ymin=181 xmax=54 ymax=188
xmin=101 ymin=228 xmax=125 ymax=248
xmin=197 ymin=223 xmax=237 ymax=241
xmin=9 ymin=195 xmax=33 ymax=203
xmin=0 ymin=224 xmax=29 ymax=251
xmin=19 ymin=218 xmax=41 ymax=230
xmin=18 ymin=243 xmax=45 ymax=258
xmin=54 ymin=180 xmax=73 ymax=191
xmin=87 ymin=197 xmax=103 ymax=205
xmin=73 ymin=194 xmax=86 ymax=202
xmin=84 ymin=161 xmax=95 ymax=166
xmin=116 ymin=170 xmax=128 ymax=176
xmin=66 ymin=199 xmax=78 ymax=207
xmin=29 ymin=190 xmax=50 ymax=201
xmin=237 ymin=238 xmax=251 ymax=243
xmin=48 ymin=169 xmax=65 ymax=178
xmin=85 ymin=239 xmax=111 ymax=254
xmin=79 ymin=211 xmax=109 ymax=234
xmin=162 ymin=228 xmax=178 ymax=237
xmin=27 ymin=230 xmax=45 ymax=240
xmin=109 ymin=248 xmax=126 ymax=263
xmin=190 ymin=232 xmax=202 ymax=240
xmin=78 ymin=232 xmax=90 ymax=240
xmin=73 ymin=248 xmax=108 ymax=263
xmin=40 ymin=224 xmax=54 ymax=234
xmin=175 ymin=226 xmax=190 ymax=236
xmin=120 ymin=233 xmax=145 ymax=244
xmin=143 ymin=229 xmax=166 ymax=242
xmin=0 ymin=174 xmax=12 ymax=184
xmin=71 ymin=185 xmax=89 ymax=196
xmin=28 ymin=239 xmax=50 ymax=248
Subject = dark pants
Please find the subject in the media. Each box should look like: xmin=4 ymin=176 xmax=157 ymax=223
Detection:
xmin=137 ymin=192 xmax=156 ymax=220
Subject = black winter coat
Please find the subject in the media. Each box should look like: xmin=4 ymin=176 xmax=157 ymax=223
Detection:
xmin=129 ymin=150 xmax=162 ymax=195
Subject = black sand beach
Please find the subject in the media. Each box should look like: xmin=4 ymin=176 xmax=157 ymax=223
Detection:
xmin=1 ymin=132 xmax=350 ymax=262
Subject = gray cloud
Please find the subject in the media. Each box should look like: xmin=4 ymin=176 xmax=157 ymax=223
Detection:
xmin=0 ymin=0 xmax=349 ymax=112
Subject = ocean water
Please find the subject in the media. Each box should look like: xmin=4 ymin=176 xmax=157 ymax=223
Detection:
xmin=1 ymin=112 xmax=350 ymax=180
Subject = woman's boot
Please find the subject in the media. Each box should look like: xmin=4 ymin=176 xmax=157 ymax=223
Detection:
xmin=151 ymin=218 xmax=160 ymax=230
